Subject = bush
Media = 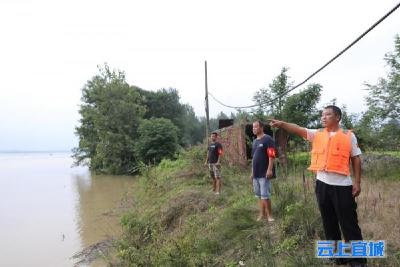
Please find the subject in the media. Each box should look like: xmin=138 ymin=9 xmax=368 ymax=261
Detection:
xmin=136 ymin=118 xmax=179 ymax=164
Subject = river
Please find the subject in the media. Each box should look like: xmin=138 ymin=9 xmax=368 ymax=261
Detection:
xmin=0 ymin=152 xmax=135 ymax=267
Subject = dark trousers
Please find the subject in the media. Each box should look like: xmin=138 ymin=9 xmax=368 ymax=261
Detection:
xmin=315 ymin=179 xmax=366 ymax=264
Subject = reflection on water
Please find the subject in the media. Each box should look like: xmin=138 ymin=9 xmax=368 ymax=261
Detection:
xmin=0 ymin=153 xmax=135 ymax=267
xmin=74 ymin=173 xmax=134 ymax=250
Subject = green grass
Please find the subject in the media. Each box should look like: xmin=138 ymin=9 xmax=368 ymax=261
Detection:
xmin=367 ymin=151 xmax=400 ymax=158
xmin=286 ymin=151 xmax=400 ymax=181
xmin=113 ymin=147 xmax=400 ymax=266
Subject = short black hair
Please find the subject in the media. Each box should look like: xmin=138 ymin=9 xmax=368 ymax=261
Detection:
xmin=324 ymin=105 xmax=342 ymax=121
xmin=211 ymin=131 xmax=218 ymax=136
xmin=253 ymin=120 xmax=264 ymax=128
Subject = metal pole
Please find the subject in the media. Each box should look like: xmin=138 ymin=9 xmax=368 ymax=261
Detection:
xmin=205 ymin=61 xmax=210 ymax=145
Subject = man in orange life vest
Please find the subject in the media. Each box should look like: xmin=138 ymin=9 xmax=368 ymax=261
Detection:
xmin=270 ymin=105 xmax=366 ymax=266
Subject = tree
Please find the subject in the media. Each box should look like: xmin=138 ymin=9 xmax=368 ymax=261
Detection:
xmin=253 ymin=68 xmax=322 ymax=169
xmin=365 ymin=35 xmax=400 ymax=121
xmin=353 ymin=111 xmax=376 ymax=150
xmin=136 ymin=118 xmax=179 ymax=164
xmin=138 ymin=87 xmax=202 ymax=147
xmin=356 ymin=35 xmax=400 ymax=150
xmin=181 ymin=104 xmax=204 ymax=146
xmin=378 ymin=119 xmax=400 ymax=150
xmin=340 ymin=105 xmax=357 ymax=130
xmin=254 ymin=67 xmax=322 ymax=127
xmin=280 ymin=84 xmax=322 ymax=127
xmin=253 ymin=69 xmax=322 ymax=141
xmin=209 ymin=111 xmax=229 ymax=132
xmin=253 ymin=67 xmax=292 ymax=118
xmin=74 ymin=65 xmax=207 ymax=174
xmin=73 ymin=64 xmax=146 ymax=174
xmin=233 ymin=109 xmax=252 ymax=124
xmin=140 ymin=88 xmax=184 ymax=125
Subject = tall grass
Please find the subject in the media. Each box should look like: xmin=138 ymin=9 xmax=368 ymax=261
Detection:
xmin=111 ymin=147 xmax=400 ymax=266
xmin=287 ymin=151 xmax=400 ymax=181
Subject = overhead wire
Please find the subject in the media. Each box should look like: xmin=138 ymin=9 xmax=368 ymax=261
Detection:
xmin=208 ymin=1 xmax=400 ymax=109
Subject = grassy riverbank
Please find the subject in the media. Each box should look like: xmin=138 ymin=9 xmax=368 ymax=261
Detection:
xmin=103 ymin=147 xmax=400 ymax=266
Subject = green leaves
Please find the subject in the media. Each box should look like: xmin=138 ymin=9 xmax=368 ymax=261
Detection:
xmin=253 ymin=67 xmax=292 ymax=118
xmin=73 ymin=64 xmax=205 ymax=174
xmin=253 ymin=68 xmax=322 ymax=127
xmin=136 ymin=118 xmax=179 ymax=164
xmin=280 ymin=83 xmax=322 ymax=128
xmin=74 ymin=64 xmax=145 ymax=173
xmin=357 ymin=35 xmax=400 ymax=150
xmin=365 ymin=35 xmax=400 ymax=122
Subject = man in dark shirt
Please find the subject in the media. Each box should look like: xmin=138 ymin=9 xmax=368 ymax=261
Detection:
xmin=205 ymin=132 xmax=223 ymax=195
xmin=250 ymin=120 xmax=276 ymax=222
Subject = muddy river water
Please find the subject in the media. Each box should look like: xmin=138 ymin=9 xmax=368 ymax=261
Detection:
xmin=0 ymin=152 xmax=135 ymax=266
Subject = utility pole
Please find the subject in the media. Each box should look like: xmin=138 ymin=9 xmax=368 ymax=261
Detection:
xmin=205 ymin=61 xmax=210 ymax=145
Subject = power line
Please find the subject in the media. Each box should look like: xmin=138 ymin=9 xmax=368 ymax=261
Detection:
xmin=208 ymin=91 xmax=256 ymax=109
xmin=209 ymin=1 xmax=400 ymax=109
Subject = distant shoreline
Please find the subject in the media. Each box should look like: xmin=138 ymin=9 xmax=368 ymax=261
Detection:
xmin=0 ymin=150 xmax=71 ymax=154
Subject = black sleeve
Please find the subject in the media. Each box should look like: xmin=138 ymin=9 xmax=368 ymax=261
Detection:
xmin=266 ymin=136 xmax=276 ymax=149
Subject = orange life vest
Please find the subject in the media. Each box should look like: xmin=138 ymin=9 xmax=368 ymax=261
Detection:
xmin=308 ymin=128 xmax=352 ymax=176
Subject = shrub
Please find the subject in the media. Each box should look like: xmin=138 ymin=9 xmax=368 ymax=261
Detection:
xmin=136 ymin=118 xmax=179 ymax=164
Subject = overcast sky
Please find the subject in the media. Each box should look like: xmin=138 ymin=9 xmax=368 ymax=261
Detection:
xmin=1 ymin=0 xmax=399 ymax=151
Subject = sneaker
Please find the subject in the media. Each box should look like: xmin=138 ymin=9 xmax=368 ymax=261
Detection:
xmin=267 ymin=217 xmax=275 ymax=222
xmin=215 ymin=192 xmax=220 ymax=195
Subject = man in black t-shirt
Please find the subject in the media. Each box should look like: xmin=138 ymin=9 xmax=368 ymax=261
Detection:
xmin=250 ymin=120 xmax=276 ymax=222
xmin=205 ymin=132 xmax=223 ymax=195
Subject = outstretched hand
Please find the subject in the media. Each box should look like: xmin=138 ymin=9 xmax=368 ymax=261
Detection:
xmin=269 ymin=119 xmax=283 ymax=128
